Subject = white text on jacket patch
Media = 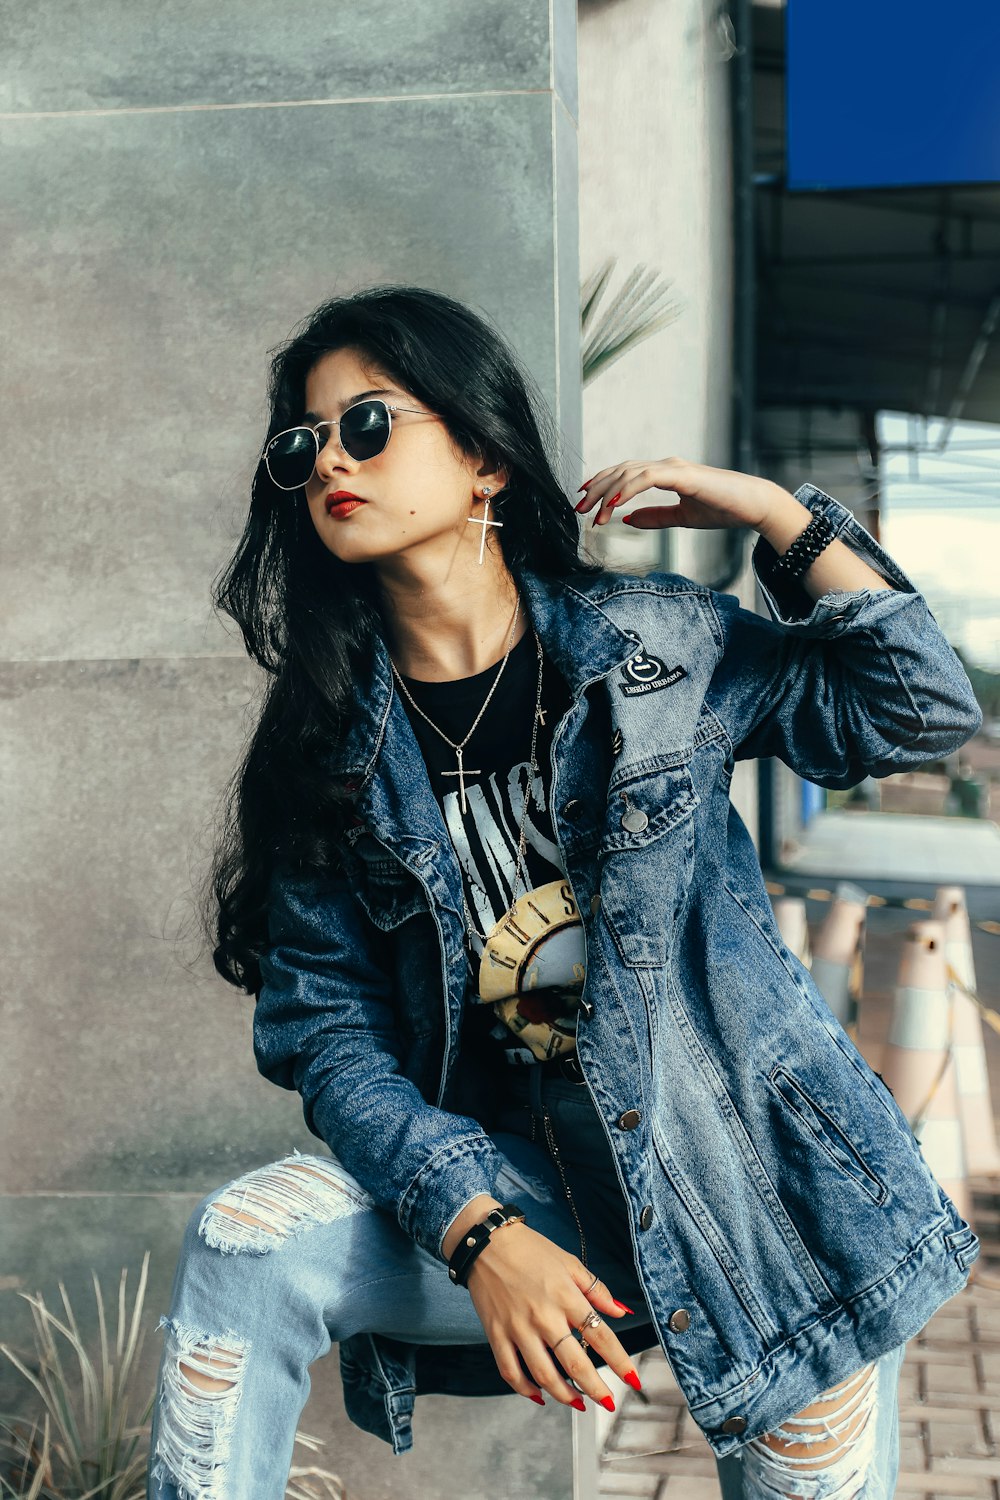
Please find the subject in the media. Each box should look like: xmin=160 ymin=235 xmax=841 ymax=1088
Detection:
xmin=618 ymin=635 xmax=688 ymax=697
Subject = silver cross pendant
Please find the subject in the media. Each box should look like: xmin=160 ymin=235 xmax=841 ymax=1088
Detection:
xmin=441 ymin=747 xmax=481 ymax=814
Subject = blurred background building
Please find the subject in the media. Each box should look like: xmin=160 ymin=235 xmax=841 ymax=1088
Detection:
xmin=3 ymin=1 xmax=998 ymax=1497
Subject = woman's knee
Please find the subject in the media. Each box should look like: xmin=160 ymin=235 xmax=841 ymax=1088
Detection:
xmin=745 ymin=1360 xmax=882 ymax=1496
xmin=186 ymin=1148 xmax=373 ymax=1258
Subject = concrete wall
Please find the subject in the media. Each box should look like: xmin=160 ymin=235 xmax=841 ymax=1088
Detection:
xmin=577 ymin=0 xmax=735 ymax=580
xmin=576 ymin=0 xmax=762 ymax=846
xmin=1 ymin=4 xmax=580 ymax=1494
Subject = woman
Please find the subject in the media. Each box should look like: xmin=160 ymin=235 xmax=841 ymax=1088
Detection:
xmin=148 ymin=285 xmax=981 ymax=1500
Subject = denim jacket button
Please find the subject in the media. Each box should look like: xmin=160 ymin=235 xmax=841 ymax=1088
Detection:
xmin=617 ymin=1109 xmax=642 ymax=1130
xmin=562 ymin=798 xmax=583 ymax=819
xmin=639 ymin=1205 xmax=654 ymax=1230
xmin=668 ymin=1308 xmax=691 ymax=1333
xmin=579 ymin=997 xmax=594 ymax=1021
xmin=590 ymin=894 xmax=602 ymax=914
xmin=722 ymin=1416 xmax=747 ymax=1435
xmin=621 ymin=808 xmax=649 ymax=833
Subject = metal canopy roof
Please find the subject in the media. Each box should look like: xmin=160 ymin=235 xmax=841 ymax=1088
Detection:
xmin=752 ymin=2 xmax=1000 ymax=428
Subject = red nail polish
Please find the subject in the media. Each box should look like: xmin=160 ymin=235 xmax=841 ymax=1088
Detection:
xmin=575 ymin=499 xmax=590 ymax=512
xmin=529 ymin=1392 xmax=545 ymax=1405
xmin=571 ymin=1396 xmax=587 ymax=1412
xmin=610 ymin=492 xmax=622 ymax=505
xmin=623 ymin=1369 xmax=642 ymax=1391
xmin=613 ymin=1301 xmax=635 ymax=1314
xmin=621 ymin=515 xmax=635 ymax=525
xmin=600 ymin=1395 xmax=616 ymax=1413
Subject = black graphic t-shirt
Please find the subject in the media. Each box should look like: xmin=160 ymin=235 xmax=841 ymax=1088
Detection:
xmin=398 ymin=629 xmax=585 ymax=1064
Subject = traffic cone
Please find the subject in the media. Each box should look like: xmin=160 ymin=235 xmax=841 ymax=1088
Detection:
xmin=773 ymin=897 xmax=811 ymax=965
xmin=809 ymin=882 xmax=867 ymax=1032
xmin=933 ymin=886 xmax=1000 ymax=1177
xmin=880 ymin=921 xmax=971 ymax=1225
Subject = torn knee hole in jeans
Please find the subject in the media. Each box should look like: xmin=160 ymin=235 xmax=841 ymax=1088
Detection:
xmin=746 ymin=1361 xmax=879 ymax=1498
xmin=151 ymin=1318 xmax=250 ymax=1500
xmin=198 ymin=1147 xmax=371 ymax=1254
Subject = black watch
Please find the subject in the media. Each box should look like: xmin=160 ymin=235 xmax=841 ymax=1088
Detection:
xmin=447 ymin=1202 xmax=527 ymax=1287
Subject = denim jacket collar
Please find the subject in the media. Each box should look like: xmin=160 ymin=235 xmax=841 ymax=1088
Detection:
xmin=326 ymin=564 xmax=642 ymax=789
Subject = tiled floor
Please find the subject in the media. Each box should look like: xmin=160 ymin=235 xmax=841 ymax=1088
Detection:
xmin=598 ymin=1180 xmax=1000 ymax=1499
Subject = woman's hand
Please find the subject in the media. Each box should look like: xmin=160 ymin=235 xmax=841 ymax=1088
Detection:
xmin=576 ymin=457 xmax=787 ymax=532
xmin=465 ymin=1221 xmax=640 ymax=1409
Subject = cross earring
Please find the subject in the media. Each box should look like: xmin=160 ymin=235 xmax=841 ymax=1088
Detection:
xmin=467 ymin=486 xmax=504 ymax=565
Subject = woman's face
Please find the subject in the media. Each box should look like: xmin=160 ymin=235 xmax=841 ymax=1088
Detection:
xmin=300 ymin=347 xmax=500 ymax=569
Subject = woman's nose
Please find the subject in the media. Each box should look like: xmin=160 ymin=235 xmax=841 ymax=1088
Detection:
xmin=313 ymin=428 xmax=351 ymax=483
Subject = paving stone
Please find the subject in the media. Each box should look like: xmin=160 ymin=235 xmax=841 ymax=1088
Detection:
xmin=925 ymin=1417 xmax=991 ymax=1457
xmin=896 ymin=1471 xmax=993 ymax=1496
xmin=907 ymin=1346 xmax=973 ymax=1367
xmin=658 ymin=1479 xmax=722 ymax=1498
xmin=905 ymin=1392 xmax=997 ymax=1413
xmin=922 ymin=1361 xmax=983 ymax=1396
xmin=597 ymin=1473 xmax=660 ymax=1497
xmin=932 ymin=1456 xmax=1000 ymax=1478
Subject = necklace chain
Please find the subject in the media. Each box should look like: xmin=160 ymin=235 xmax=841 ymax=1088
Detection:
xmin=388 ymin=598 xmax=546 ymax=946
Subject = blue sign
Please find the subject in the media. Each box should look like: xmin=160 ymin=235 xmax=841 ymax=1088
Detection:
xmin=787 ymin=0 xmax=1000 ymax=190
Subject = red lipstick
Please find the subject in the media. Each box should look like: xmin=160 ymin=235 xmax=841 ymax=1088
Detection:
xmin=326 ymin=490 xmax=366 ymax=518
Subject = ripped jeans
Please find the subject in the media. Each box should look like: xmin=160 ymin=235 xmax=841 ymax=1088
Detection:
xmin=147 ymin=1068 xmax=905 ymax=1499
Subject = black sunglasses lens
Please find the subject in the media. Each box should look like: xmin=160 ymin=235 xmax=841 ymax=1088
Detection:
xmin=341 ymin=401 xmax=391 ymax=460
xmin=265 ymin=428 xmax=316 ymax=489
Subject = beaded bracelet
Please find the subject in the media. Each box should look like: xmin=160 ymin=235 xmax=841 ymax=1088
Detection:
xmin=771 ymin=511 xmax=836 ymax=580
xmin=447 ymin=1202 xmax=527 ymax=1287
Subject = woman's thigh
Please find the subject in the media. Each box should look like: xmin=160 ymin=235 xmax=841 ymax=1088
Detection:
xmin=714 ymin=1341 xmax=907 ymax=1500
xmin=170 ymin=1131 xmax=650 ymax=1351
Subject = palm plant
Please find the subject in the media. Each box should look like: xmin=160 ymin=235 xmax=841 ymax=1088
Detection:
xmin=581 ymin=258 xmax=682 ymax=386
xmin=0 ymin=1254 xmax=346 ymax=1499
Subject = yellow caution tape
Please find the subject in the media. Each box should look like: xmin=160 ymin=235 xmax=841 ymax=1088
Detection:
xmin=946 ymin=964 xmax=1000 ymax=1039
xmin=764 ymin=882 xmax=998 ymax=936
xmin=904 ymin=965 xmax=1000 ymax=1132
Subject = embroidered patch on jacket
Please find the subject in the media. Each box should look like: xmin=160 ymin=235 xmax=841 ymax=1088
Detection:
xmin=617 ymin=637 xmax=688 ymax=697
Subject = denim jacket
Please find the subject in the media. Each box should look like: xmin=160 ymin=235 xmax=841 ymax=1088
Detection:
xmin=253 ymin=484 xmax=982 ymax=1457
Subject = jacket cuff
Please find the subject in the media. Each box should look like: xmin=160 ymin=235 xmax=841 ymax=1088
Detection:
xmin=398 ymin=1133 xmax=507 ymax=1263
xmin=752 ymin=483 xmax=918 ymax=634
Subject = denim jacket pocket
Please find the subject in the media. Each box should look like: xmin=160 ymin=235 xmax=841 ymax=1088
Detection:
xmin=597 ymin=763 xmax=699 ymax=967
xmin=768 ymin=1065 xmax=889 ymax=1205
xmin=347 ymin=835 xmax=429 ymax=931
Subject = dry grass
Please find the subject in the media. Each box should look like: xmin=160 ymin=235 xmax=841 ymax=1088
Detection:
xmin=0 ymin=1252 xmax=346 ymax=1499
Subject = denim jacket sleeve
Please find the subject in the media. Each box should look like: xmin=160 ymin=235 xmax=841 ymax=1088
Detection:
xmin=253 ymin=864 xmax=507 ymax=1261
xmin=705 ymin=483 xmax=982 ymax=786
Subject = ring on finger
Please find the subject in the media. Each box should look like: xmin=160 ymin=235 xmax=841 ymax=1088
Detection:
xmin=551 ymin=1331 xmax=580 ymax=1356
xmin=585 ymin=1272 xmax=601 ymax=1296
xmin=577 ymin=1309 xmax=604 ymax=1349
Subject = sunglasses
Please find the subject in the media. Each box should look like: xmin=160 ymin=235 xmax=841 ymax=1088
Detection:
xmin=262 ymin=398 xmax=440 ymax=491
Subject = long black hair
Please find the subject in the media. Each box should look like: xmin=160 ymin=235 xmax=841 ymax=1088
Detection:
xmin=209 ymin=284 xmax=602 ymax=994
